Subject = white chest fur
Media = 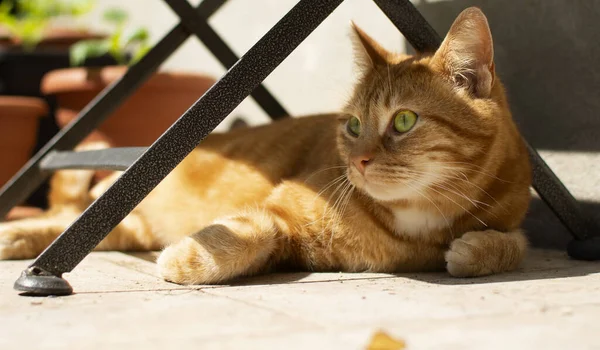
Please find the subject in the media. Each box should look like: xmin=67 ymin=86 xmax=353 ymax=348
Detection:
xmin=392 ymin=207 xmax=452 ymax=237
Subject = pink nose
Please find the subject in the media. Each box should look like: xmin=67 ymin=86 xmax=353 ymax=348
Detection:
xmin=352 ymin=155 xmax=372 ymax=175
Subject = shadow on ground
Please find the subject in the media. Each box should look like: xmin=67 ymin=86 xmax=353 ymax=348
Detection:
xmin=523 ymin=198 xmax=600 ymax=250
xmin=225 ymin=249 xmax=600 ymax=288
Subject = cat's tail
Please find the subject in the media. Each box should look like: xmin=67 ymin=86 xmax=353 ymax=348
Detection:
xmin=47 ymin=141 xmax=111 ymax=209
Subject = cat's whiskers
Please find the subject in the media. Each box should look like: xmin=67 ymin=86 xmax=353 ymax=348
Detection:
xmin=304 ymin=166 xmax=347 ymax=184
xmin=311 ymin=174 xmax=347 ymax=204
xmin=409 ymin=159 xmax=512 ymax=183
xmin=406 ymin=175 xmax=488 ymax=227
xmin=402 ymin=168 xmax=493 ymax=212
xmin=439 ymin=170 xmax=510 ymax=214
xmin=429 ymin=182 xmax=499 ymax=220
xmin=401 ymin=167 xmax=508 ymax=214
xmin=428 ymin=162 xmax=514 ymax=183
xmin=440 ymin=180 xmax=494 ymax=208
xmin=321 ymin=179 xmax=351 ymax=247
xmin=327 ymin=181 xmax=355 ymax=250
xmin=439 ymin=166 xmax=512 ymax=184
xmin=303 ymin=176 xmax=348 ymax=245
xmin=305 ymin=177 xmax=351 ymax=244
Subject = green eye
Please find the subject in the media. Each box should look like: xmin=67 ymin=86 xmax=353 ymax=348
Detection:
xmin=347 ymin=116 xmax=361 ymax=136
xmin=393 ymin=110 xmax=418 ymax=133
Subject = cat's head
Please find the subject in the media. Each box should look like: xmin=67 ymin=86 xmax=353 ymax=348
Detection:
xmin=338 ymin=7 xmax=527 ymax=207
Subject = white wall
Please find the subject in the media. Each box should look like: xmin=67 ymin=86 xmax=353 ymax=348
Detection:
xmin=79 ymin=0 xmax=407 ymax=130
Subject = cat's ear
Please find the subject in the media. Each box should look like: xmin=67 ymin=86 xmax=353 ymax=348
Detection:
xmin=350 ymin=22 xmax=390 ymax=69
xmin=432 ymin=7 xmax=495 ymax=98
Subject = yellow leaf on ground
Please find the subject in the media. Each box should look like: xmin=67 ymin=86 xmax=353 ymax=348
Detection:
xmin=366 ymin=330 xmax=406 ymax=350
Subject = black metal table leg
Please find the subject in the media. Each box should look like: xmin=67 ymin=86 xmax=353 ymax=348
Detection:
xmin=376 ymin=0 xmax=599 ymax=259
xmin=0 ymin=0 xmax=223 ymax=220
xmin=14 ymin=0 xmax=344 ymax=296
xmin=175 ymin=0 xmax=289 ymax=120
xmin=372 ymin=0 xmax=441 ymax=53
xmin=527 ymin=145 xmax=600 ymax=260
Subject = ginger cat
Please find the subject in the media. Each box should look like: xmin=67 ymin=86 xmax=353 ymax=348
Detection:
xmin=0 ymin=8 xmax=531 ymax=284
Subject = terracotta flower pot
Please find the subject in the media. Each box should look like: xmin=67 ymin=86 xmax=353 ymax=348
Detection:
xmin=41 ymin=66 xmax=217 ymax=147
xmin=0 ymin=27 xmax=105 ymax=51
xmin=0 ymin=96 xmax=47 ymax=186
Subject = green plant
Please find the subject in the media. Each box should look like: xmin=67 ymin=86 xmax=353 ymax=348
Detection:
xmin=0 ymin=0 xmax=94 ymax=51
xmin=69 ymin=7 xmax=150 ymax=66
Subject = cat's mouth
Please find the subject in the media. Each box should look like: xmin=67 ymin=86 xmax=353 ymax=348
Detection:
xmin=347 ymin=161 xmax=448 ymax=203
xmin=348 ymin=167 xmax=421 ymax=202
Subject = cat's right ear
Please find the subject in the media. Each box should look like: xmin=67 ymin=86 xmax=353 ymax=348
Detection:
xmin=350 ymin=22 xmax=390 ymax=70
xmin=431 ymin=7 xmax=495 ymax=98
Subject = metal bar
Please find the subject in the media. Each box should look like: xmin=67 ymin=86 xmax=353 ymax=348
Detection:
xmin=0 ymin=0 xmax=222 ymax=219
xmin=167 ymin=0 xmax=289 ymax=120
xmin=372 ymin=0 xmax=441 ymax=53
xmin=375 ymin=0 xmax=595 ymax=241
xmin=40 ymin=148 xmax=147 ymax=172
xmin=27 ymin=0 xmax=344 ymax=276
xmin=527 ymin=144 xmax=593 ymax=240
xmin=195 ymin=0 xmax=227 ymax=18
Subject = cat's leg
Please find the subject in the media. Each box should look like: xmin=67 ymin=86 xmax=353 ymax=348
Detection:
xmin=0 ymin=208 xmax=161 ymax=260
xmin=445 ymin=229 xmax=528 ymax=277
xmin=0 ymin=209 xmax=81 ymax=259
xmin=0 ymin=160 xmax=98 ymax=260
xmin=157 ymin=209 xmax=280 ymax=285
xmin=1 ymin=171 xmax=155 ymax=259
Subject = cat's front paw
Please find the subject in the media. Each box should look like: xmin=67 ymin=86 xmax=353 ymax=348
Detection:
xmin=445 ymin=229 xmax=526 ymax=277
xmin=445 ymin=231 xmax=495 ymax=277
xmin=157 ymin=237 xmax=220 ymax=285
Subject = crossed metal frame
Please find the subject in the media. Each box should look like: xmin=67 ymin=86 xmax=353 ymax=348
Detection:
xmin=1 ymin=0 xmax=598 ymax=296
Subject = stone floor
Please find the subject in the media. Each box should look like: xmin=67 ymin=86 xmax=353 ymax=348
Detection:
xmin=1 ymin=249 xmax=600 ymax=349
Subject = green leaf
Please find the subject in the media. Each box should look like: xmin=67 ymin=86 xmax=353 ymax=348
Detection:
xmin=69 ymin=39 xmax=110 ymax=66
xmin=123 ymin=27 xmax=148 ymax=45
xmin=129 ymin=42 xmax=150 ymax=65
xmin=107 ymin=27 xmax=125 ymax=64
xmin=103 ymin=7 xmax=127 ymax=25
xmin=18 ymin=0 xmax=95 ymax=18
xmin=68 ymin=0 xmax=95 ymax=17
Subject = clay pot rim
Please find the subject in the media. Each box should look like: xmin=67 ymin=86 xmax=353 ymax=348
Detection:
xmin=41 ymin=66 xmax=217 ymax=95
xmin=0 ymin=96 xmax=48 ymax=117
xmin=42 ymin=27 xmax=107 ymax=41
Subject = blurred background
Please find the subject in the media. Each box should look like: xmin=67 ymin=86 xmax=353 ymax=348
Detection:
xmin=0 ymin=0 xmax=598 ymax=249
xmin=79 ymin=0 xmax=409 ymax=127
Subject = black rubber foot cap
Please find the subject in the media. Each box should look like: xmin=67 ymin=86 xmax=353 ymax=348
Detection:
xmin=14 ymin=267 xmax=73 ymax=296
xmin=568 ymin=237 xmax=600 ymax=261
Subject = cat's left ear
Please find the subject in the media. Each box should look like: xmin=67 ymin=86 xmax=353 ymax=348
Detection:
xmin=432 ymin=7 xmax=495 ymax=98
xmin=350 ymin=22 xmax=390 ymax=70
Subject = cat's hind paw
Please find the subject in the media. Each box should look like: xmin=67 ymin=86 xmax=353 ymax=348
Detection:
xmin=157 ymin=220 xmax=277 ymax=285
xmin=0 ymin=225 xmax=39 ymax=260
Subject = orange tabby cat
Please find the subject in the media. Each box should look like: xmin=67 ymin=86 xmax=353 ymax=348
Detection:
xmin=0 ymin=7 xmax=531 ymax=284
